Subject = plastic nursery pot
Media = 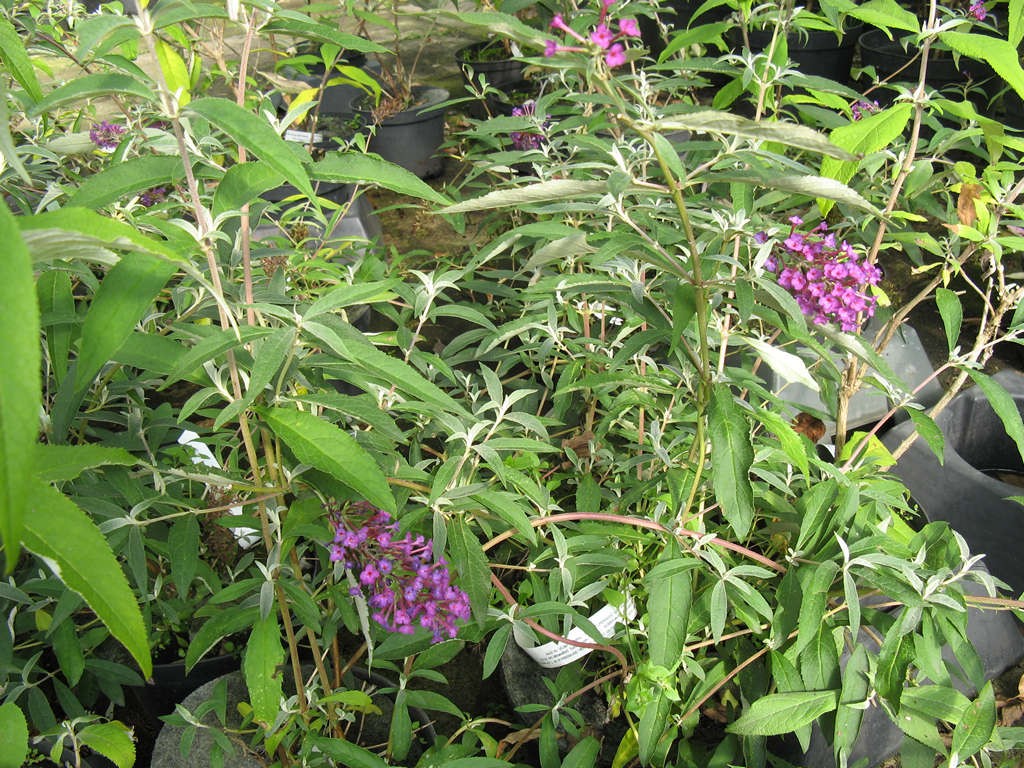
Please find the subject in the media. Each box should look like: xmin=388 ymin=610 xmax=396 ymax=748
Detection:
xmin=274 ymin=42 xmax=371 ymax=120
xmin=637 ymin=0 xmax=731 ymax=59
xmin=857 ymin=28 xmax=997 ymax=106
xmin=150 ymin=668 xmax=436 ymax=768
xmin=129 ymin=652 xmax=240 ymax=727
xmin=881 ymin=368 xmax=1024 ymax=595
xmin=250 ymin=179 xmax=383 ymax=266
xmin=350 ymin=86 xmax=450 ymax=179
xmin=765 ymin=321 xmax=944 ymax=437
xmin=790 ymin=583 xmax=1024 ymax=768
xmin=455 ymin=41 xmax=526 ymax=94
xmin=499 ymin=642 xmax=627 ymax=768
xmin=737 ymin=23 xmax=864 ymax=84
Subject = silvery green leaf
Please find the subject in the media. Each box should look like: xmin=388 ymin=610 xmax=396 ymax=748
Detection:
xmin=739 ymin=336 xmax=820 ymax=392
xmin=646 ymin=111 xmax=856 ymax=159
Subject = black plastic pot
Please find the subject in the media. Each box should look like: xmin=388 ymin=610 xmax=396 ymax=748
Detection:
xmin=131 ymin=652 xmax=239 ymax=725
xmin=740 ymin=23 xmax=863 ymax=84
xmin=638 ymin=0 xmax=731 ymax=59
xmin=457 ymin=48 xmax=535 ymax=119
xmin=350 ymin=86 xmax=449 ymax=179
xmin=881 ymin=369 xmax=1024 ymax=595
xmin=251 ymin=180 xmax=383 ymax=264
xmin=456 ymin=42 xmax=526 ymax=95
xmin=858 ymin=28 xmax=997 ymax=106
xmin=793 ymin=584 xmax=1024 ymax=768
xmin=151 ymin=667 xmax=435 ymax=767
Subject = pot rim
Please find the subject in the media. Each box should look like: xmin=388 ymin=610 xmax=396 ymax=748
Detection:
xmin=349 ymin=86 xmax=450 ymax=125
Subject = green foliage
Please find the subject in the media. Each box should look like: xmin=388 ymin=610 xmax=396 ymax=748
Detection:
xmin=4 ymin=0 xmax=1024 ymax=764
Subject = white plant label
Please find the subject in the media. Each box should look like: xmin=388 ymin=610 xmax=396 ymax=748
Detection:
xmin=517 ymin=596 xmax=637 ymax=668
xmin=177 ymin=430 xmax=260 ymax=549
xmin=284 ymin=129 xmax=324 ymax=144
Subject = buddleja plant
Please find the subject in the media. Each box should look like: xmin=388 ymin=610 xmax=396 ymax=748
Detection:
xmin=441 ymin=0 xmax=1024 ymax=765
xmin=0 ymin=0 xmax=478 ymax=765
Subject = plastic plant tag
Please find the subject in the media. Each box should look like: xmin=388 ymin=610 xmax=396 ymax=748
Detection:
xmin=517 ymin=596 xmax=637 ymax=668
xmin=284 ymin=129 xmax=325 ymax=144
xmin=177 ymin=430 xmax=260 ymax=549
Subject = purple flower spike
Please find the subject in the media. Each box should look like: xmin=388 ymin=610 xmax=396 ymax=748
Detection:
xmin=758 ymin=220 xmax=881 ymax=333
xmin=89 ymin=120 xmax=126 ymax=151
xmin=329 ymin=501 xmax=472 ymax=641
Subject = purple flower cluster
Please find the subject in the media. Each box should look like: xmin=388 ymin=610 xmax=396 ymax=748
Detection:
xmin=89 ymin=120 xmax=126 ymax=151
xmin=760 ymin=216 xmax=882 ymax=332
xmin=968 ymin=0 xmax=986 ymax=20
xmin=544 ymin=0 xmax=641 ymax=68
xmin=851 ymin=99 xmax=880 ymax=121
xmin=139 ymin=187 xmax=167 ymax=207
xmin=329 ymin=502 xmax=471 ymax=641
xmin=510 ymin=100 xmax=547 ymax=151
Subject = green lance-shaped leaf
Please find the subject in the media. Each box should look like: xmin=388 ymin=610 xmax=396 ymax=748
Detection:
xmin=828 ymin=0 xmax=920 ymax=34
xmin=638 ymin=691 xmax=673 ymax=766
xmin=34 ymin=444 xmax=137 ymax=484
xmin=706 ymin=172 xmax=881 ymax=216
xmin=154 ymin=37 xmax=191 ymax=107
xmin=647 ymin=111 xmax=857 ymax=159
xmin=439 ymin=9 xmax=549 ymax=45
xmin=186 ymin=97 xmax=314 ymax=200
xmin=935 ymin=287 xmax=963 ymax=353
xmin=940 ymin=32 xmax=1024 ymax=101
xmin=244 ymin=612 xmax=284 ymax=726
xmin=20 ymin=207 xmax=181 ymax=263
xmin=50 ymin=251 xmax=176 ymax=440
xmin=965 ymin=370 xmax=1024 ymax=465
xmin=751 ymin=408 xmax=810 ymax=478
xmin=834 ymin=643 xmax=871 ymax=767
xmin=68 ymin=156 xmax=185 ymax=210
xmin=0 ymin=702 xmax=28 ymax=768
xmin=304 ymin=281 xmax=400 ymax=321
xmin=304 ymin=736 xmax=390 ymax=768
xmin=186 ymin=605 xmax=260 ymax=671
xmin=29 ymin=73 xmax=157 ymax=116
xmin=819 ymin=104 xmax=913 ymax=215
xmin=439 ymin=179 xmax=610 ymax=214
xmin=314 ymin=154 xmax=452 ymax=206
xmin=0 ymin=17 xmax=42 ymax=103
xmin=738 ymin=335 xmax=819 ymax=392
xmin=74 ymin=253 xmax=177 ymax=391
xmin=78 ymin=721 xmax=135 ymax=768
xmin=211 ymin=163 xmax=286 ymax=218
xmin=708 ymin=384 xmax=755 ymax=538
xmin=645 ymin=539 xmax=692 ymax=668
xmin=264 ymin=407 xmax=395 ymax=514
xmin=22 ymin=482 xmax=151 ymax=678
xmin=903 ymin=407 xmax=945 ymax=466
xmin=0 ymin=81 xmax=29 ymax=184
xmin=950 ymin=682 xmax=997 ymax=764
xmin=1011 ymin=0 xmax=1024 ymax=47
xmin=448 ymin=516 xmax=491 ymax=625
xmin=727 ymin=690 xmax=840 ymax=736
xmin=0 ymin=201 xmax=39 ymax=563
xmin=213 ymin=328 xmax=296 ymax=430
